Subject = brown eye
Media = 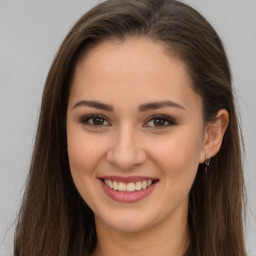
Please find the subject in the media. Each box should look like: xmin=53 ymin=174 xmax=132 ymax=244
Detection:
xmin=80 ymin=114 xmax=111 ymax=126
xmin=93 ymin=117 xmax=105 ymax=125
xmin=144 ymin=115 xmax=176 ymax=128
xmin=153 ymin=118 xmax=167 ymax=126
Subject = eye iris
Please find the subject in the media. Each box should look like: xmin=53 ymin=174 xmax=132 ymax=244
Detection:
xmin=154 ymin=118 xmax=165 ymax=126
xmin=93 ymin=117 xmax=104 ymax=125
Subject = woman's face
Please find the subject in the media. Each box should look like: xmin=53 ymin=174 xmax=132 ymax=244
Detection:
xmin=67 ymin=38 xmax=206 ymax=233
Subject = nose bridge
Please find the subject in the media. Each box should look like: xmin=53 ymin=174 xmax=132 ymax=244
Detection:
xmin=107 ymin=123 xmax=146 ymax=170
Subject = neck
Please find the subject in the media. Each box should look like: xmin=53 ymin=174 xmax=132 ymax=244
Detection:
xmin=91 ymin=208 xmax=189 ymax=256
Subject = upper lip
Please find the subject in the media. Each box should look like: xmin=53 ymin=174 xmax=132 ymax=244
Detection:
xmin=98 ymin=175 xmax=158 ymax=183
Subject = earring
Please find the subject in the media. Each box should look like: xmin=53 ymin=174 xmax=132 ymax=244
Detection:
xmin=205 ymin=154 xmax=210 ymax=165
xmin=205 ymin=154 xmax=210 ymax=174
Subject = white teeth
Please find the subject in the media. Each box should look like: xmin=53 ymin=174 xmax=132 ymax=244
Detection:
xmin=135 ymin=181 xmax=142 ymax=191
xmin=127 ymin=182 xmax=136 ymax=192
xmin=103 ymin=179 xmax=154 ymax=192
xmin=142 ymin=180 xmax=147 ymax=189
xmin=113 ymin=181 xmax=118 ymax=190
xmin=118 ymin=182 xmax=126 ymax=192
xmin=108 ymin=180 xmax=113 ymax=189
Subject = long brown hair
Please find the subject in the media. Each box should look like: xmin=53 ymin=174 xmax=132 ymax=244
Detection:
xmin=14 ymin=0 xmax=247 ymax=255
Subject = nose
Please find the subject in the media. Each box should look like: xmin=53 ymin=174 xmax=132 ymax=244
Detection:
xmin=106 ymin=125 xmax=146 ymax=171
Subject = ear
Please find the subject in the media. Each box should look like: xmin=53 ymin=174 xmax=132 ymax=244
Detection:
xmin=200 ymin=109 xmax=229 ymax=163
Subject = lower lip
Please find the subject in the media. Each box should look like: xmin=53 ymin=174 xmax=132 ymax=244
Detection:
xmin=100 ymin=180 xmax=157 ymax=203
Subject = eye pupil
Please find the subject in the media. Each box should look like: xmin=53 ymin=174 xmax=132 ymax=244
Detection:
xmin=154 ymin=118 xmax=165 ymax=126
xmin=93 ymin=117 xmax=104 ymax=125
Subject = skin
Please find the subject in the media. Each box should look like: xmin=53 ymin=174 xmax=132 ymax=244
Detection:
xmin=66 ymin=37 xmax=229 ymax=256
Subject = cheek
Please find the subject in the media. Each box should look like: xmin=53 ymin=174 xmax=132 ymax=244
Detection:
xmin=153 ymin=128 xmax=202 ymax=165
xmin=68 ymin=137 xmax=95 ymax=176
xmin=67 ymin=126 xmax=106 ymax=187
xmin=66 ymin=129 xmax=108 ymax=209
xmin=149 ymin=126 xmax=203 ymax=192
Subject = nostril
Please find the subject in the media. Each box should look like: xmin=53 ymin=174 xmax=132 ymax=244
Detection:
xmin=106 ymin=142 xmax=147 ymax=170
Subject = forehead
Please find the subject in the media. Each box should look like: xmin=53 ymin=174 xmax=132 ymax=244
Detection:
xmin=69 ymin=37 xmax=202 ymax=113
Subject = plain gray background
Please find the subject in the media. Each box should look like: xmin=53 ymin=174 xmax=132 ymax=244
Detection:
xmin=0 ymin=0 xmax=255 ymax=255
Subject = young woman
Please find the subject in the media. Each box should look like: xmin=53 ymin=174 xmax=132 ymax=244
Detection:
xmin=14 ymin=0 xmax=247 ymax=255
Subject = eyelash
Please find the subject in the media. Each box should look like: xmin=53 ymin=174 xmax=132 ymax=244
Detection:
xmin=80 ymin=114 xmax=111 ymax=127
xmin=79 ymin=114 xmax=177 ymax=128
xmin=144 ymin=114 xmax=177 ymax=128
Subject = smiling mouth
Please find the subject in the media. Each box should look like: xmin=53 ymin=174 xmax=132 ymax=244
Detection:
xmin=101 ymin=179 xmax=157 ymax=193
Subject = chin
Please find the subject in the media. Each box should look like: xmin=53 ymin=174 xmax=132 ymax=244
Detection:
xmin=95 ymin=208 xmax=157 ymax=233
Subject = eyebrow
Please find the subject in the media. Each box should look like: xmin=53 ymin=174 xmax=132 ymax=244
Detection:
xmin=72 ymin=100 xmax=185 ymax=111
xmin=138 ymin=100 xmax=185 ymax=111
xmin=72 ymin=100 xmax=114 ymax=111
